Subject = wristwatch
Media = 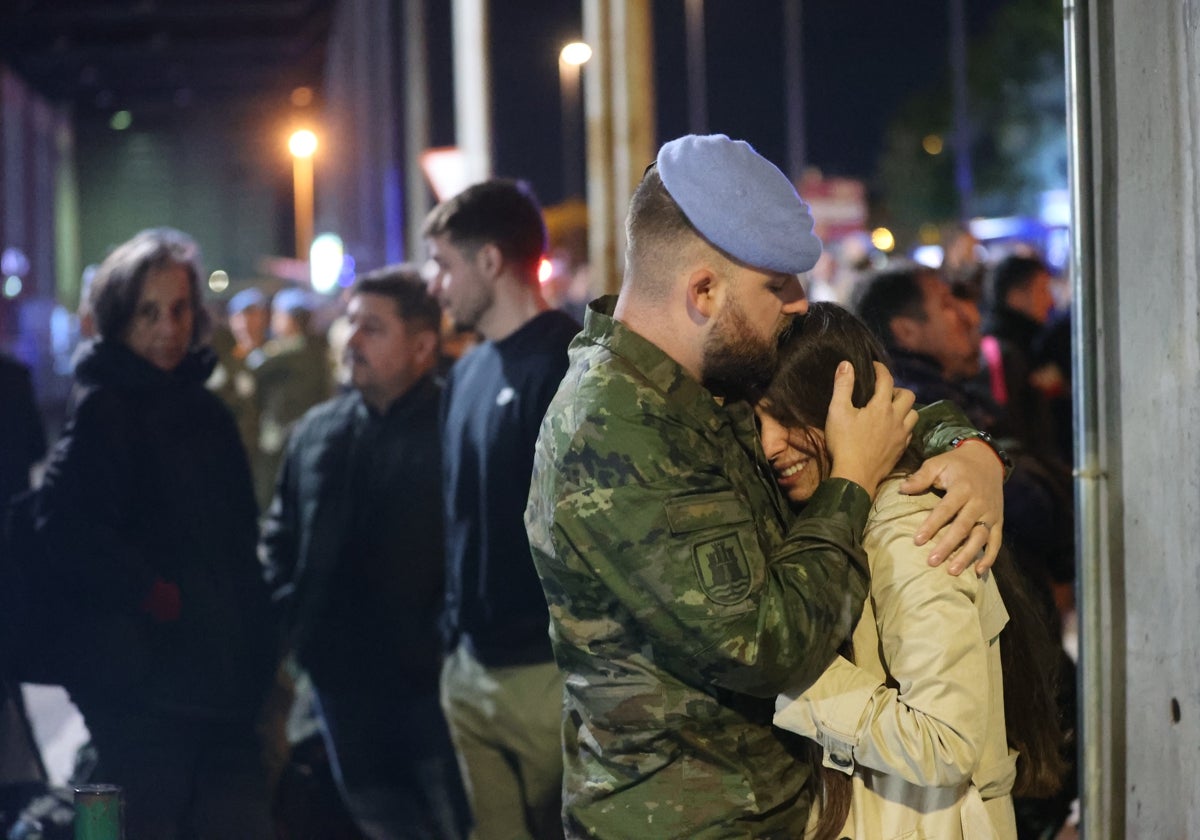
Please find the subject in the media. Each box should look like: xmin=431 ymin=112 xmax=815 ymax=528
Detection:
xmin=948 ymin=430 xmax=1014 ymax=479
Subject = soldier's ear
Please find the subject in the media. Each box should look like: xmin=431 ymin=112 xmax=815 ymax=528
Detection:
xmin=686 ymin=268 xmax=720 ymax=321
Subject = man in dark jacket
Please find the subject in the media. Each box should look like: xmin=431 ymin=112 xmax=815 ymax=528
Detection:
xmin=261 ymin=267 xmax=469 ymax=840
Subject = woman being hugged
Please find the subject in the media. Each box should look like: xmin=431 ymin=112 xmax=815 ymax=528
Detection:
xmin=763 ymin=303 xmax=1064 ymax=840
xmin=37 ymin=228 xmax=278 ymax=838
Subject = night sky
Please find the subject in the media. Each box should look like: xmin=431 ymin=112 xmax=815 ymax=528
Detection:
xmin=429 ymin=0 xmax=1018 ymax=206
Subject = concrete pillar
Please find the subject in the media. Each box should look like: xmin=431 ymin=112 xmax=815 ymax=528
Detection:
xmin=583 ymin=0 xmax=655 ymax=295
xmin=1067 ymin=0 xmax=1200 ymax=834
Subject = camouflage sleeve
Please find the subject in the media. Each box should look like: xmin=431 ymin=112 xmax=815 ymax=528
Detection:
xmin=545 ymin=413 xmax=871 ymax=700
xmin=912 ymin=400 xmax=1013 ymax=480
xmin=912 ymin=399 xmax=975 ymax=456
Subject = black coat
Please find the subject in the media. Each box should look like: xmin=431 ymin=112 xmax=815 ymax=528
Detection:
xmin=36 ymin=340 xmax=276 ymax=717
xmin=260 ymin=376 xmax=445 ymax=693
xmin=0 ymin=353 xmax=46 ymax=509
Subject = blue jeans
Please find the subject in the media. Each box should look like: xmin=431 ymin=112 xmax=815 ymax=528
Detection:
xmin=314 ymin=684 xmax=470 ymax=840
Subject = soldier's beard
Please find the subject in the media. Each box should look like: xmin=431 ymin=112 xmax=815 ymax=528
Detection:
xmin=701 ymin=299 xmax=787 ymax=398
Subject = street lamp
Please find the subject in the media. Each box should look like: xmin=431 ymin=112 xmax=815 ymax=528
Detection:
xmin=558 ymin=41 xmax=591 ymax=200
xmin=288 ymin=128 xmax=318 ymax=260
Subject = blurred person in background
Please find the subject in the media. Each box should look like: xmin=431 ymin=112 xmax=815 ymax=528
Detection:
xmin=261 ymin=266 xmax=469 ymax=840
xmin=35 ymin=227 xmax=278 ymax=839
xmin=248 ymin=287 xmax=333 ymax=511
xmin=423 ymin=180 xmax=579 ymax=840
xmin=208 ymin=287 xmax=269 ymax=460
xmin=0 ymin=352 xmax=49 ymax=827
xmin=981 ymin=255 xmax=1060 ymax=461
xmin=0 ymin=353 xmax=47 ymax=510
xmin=853 ymin=264 xmax=1005 ymax=435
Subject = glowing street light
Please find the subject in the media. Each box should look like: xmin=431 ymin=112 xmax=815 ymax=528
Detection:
xmin=558 ymin=41 xmax=591 ymax=199
xmin=560 ymin=41 xmax=592 ymax=67
xmin=288 ymin=129 xmax=318 ymax=260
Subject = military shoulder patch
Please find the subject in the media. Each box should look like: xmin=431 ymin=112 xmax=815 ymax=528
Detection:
xmin=692 ymin=534 xmax=752 ymax=605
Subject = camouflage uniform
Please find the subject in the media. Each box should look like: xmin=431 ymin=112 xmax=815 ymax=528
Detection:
xmin=248 ymin=334 xmax=333 ymax=511
xmin=207 ymin=341 xmax=260 ymax=461
xmin=526 ymin=297 xmax=976 ymax=839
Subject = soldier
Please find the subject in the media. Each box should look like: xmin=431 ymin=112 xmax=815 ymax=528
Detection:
xmin=208 ymin=286 xmax=268 ymax=459
xmin=525 ymin=134 xmax=1008 ymax=838
xmin=248 ymin=287 xmax=333 ymax=510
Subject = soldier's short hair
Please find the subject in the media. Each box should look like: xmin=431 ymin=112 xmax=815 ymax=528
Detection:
xmin=625 ymin=167 xmax=701 ymax=265
xmin=421 ymin=179 xmax=547 ymax=280
xmin=88 ymin=227 xmax=211 ymax=347
xmin=352 ymin=265 xmax=442 ymax=335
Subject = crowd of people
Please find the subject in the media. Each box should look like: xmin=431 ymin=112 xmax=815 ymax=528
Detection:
xmin=0 ymin=133 xmax=1076 ymax=840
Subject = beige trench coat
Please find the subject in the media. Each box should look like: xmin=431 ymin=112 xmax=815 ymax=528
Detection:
xmin=774 ymin=478 xmax=1018 ymax=840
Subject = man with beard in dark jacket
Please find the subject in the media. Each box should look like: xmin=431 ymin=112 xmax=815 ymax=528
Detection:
xmin=36 ymin=227 xmax=278 ymax=838
xmin=261 ymin=267 xmax=469 ymax=840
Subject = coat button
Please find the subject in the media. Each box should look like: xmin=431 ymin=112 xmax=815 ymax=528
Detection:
xmin=830 ymin=752 xmax=852 ymax=768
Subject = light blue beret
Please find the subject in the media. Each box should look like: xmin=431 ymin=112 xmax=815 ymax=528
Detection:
xmin=656 ymin=134 xmax=822 ymax=274
xmin=227 ymin=287 xmax=266 ymax=314
xmin=272 ymin=287 xmax=315 ymax=314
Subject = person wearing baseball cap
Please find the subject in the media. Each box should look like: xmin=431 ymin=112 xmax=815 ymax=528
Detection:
xmin=525 ymin=134 xmax=1007 ymax=837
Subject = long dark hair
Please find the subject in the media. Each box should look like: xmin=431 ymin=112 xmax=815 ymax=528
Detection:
xmin=763 ymin=303 xmax=1065 ymax=838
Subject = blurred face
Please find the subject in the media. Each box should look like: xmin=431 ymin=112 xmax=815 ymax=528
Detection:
xmin=344 ymin=292 xmax=433 ymax=411
xmin=426 ymin=234 xmax=493 ymax=333
xmin=901 ymin=273 xmax=977 ymax=376
xmin=229 ymin=306 xmax=268 ymax=351
xmin=755 ymin=405 xmax=827 ymax=504
xmin=271 ymin=309 xmax=304 ymax=338
xmin=123 ymin=263 xmax=194 ymax=372
xmin=1009 ymin=270 xmax=1055 ymax=325
xmin=947 ymin=294 xmax=982 ymax=379
xmin=701 ymin=267 xmax=808 ymax=393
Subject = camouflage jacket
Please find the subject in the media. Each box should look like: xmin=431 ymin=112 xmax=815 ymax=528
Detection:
xmin=526 ymin=297 xmax=980 ymax=839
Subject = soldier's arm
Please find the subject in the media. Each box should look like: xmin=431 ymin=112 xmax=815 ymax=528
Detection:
xmin=545 ymin=416 xmax=870 ymax=700
xmin=905 ymin=400 xmax=1008 ymax=574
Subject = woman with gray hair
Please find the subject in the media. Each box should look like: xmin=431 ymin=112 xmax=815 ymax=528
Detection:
xmin=36 ymin=227 xmax=278 ymax=838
